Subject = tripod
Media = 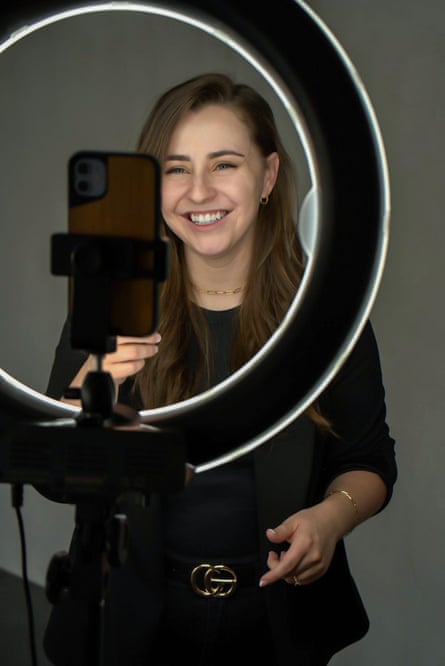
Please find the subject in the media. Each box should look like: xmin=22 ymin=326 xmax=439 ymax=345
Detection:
xmin=41 ymin=359 xmax=186 ymax=666
xmin=0 ymin=226 xmax=185 ymax=664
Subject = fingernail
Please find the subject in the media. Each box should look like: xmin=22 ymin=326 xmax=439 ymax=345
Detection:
xmin=259 ymin=578 xmax=267 ymax=588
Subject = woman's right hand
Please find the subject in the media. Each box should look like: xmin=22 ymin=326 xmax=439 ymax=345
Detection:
xmin=62 ymin=332 xmax=161 ymax=402
xmin=96 ymin=332 xmax=161 ymax=385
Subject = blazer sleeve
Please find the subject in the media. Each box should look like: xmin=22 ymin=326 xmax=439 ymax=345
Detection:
xmin=46 ymin=318 xmax=88 ymax=399
xmin=317 ymin=319 xmax=397 ymax=507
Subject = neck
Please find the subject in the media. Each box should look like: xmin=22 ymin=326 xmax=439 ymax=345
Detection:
xmin=185 ymin=244 xmax=251 ymax=290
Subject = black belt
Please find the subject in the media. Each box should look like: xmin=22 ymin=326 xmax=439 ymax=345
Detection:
xmin=165 ymin=557 xmax=260 ymax=598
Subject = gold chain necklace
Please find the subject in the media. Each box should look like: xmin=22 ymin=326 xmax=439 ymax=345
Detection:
xmin=193 ymin=285 xmax=243 ymax=295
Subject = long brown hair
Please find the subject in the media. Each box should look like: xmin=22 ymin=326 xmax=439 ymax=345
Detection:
xmin=135 ymin=73 xmax=329 ymax=430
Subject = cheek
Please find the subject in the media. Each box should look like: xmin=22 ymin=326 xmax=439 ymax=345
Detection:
xmin=162 ymin=183 xmax=194 ymax=229
xmin=161 ymin=183 xmax=174 ymax=213
xmin=240 ymin=176 xmax=264 ymax=212
xmin=161 ymin=191 xmax=185 ymax=237
xmin=245 ymin=168 xmax=267 ymax=197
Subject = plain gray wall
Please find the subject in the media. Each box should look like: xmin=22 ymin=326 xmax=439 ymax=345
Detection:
xmin=0 ymin=2 xmax=444 ymax=665
xmin=308 ymin=2 xmax=445 ymax=665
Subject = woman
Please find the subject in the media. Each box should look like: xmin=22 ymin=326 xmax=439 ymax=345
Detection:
xmin=44 ymin=73 xmax=397 ymax=665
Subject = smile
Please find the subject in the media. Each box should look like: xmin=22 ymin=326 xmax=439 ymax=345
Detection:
xmin=188 ymin=210 xmax=228 ymax=225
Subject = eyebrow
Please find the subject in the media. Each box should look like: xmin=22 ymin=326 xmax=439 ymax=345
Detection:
xmin=165 ymin=149 xmax=246 ymax=161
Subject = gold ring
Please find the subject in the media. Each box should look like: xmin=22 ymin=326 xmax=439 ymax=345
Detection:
xmin=293 ymin=575 xmax=301 ymax=586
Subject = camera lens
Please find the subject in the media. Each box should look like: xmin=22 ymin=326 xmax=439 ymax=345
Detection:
xmin=77 ymin=161 xmax=90 ymax=175
xmin=77 ymin=180 xmax=89 ymax=192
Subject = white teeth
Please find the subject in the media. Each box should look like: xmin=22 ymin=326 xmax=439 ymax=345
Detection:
xmin=189 ymin=211 xmax=226 ymax=225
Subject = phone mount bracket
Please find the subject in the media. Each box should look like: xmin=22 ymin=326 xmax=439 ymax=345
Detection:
xmin=51 ymin=232 xmax=169 ymax=354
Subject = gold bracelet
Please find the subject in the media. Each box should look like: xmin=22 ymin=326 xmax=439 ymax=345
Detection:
xmin=325 ymin=489 xmax=360 ymax=525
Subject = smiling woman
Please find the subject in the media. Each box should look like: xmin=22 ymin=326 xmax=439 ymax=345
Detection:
xmin=41 ymin=66 xmax=396 ymax=666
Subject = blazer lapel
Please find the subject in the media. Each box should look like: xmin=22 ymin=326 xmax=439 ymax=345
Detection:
xmin=254 ymin=415 xmax=316 ymax=546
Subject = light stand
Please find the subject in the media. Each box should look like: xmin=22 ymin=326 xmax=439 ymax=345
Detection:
xmin=0 ymin=227 xmax=183 ymax=665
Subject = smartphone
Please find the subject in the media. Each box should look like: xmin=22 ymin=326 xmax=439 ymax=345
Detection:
xmin=67 ymin=150 xmax=163 ymax=338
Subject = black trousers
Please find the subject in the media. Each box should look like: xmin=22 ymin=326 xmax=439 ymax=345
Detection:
xmin=149 ymin=578 xmax=275 ymax=665
xmin=43 ymin=566 xmax=330 ymax=665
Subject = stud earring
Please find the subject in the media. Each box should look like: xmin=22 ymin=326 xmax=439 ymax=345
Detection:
xmin=260 ymin=195 xmax=269 ymax=205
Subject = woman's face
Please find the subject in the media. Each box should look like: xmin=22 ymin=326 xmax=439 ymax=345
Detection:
xmin=161 ymin=104 xmax=279 ymax=266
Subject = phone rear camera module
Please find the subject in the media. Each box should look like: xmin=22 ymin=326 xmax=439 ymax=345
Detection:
xmin=73 ymin=157 xmax=107 ymax=198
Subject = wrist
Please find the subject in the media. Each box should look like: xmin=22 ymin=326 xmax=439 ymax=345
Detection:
xmin=323 ymin=489 xmax=360 ymax=537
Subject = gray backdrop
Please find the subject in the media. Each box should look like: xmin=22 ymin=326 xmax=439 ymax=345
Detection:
xmin=0 ymin=2 xmax=443 ymax=665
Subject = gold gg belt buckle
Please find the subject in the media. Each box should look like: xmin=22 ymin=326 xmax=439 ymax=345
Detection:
xmin=190 ymin=563 xmax=238 ymax=598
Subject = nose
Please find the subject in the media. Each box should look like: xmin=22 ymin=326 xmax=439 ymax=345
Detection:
xmin=188 ymin=171 xmax=215 ymax=202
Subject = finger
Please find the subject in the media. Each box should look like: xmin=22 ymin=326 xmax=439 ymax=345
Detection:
xmin=103 ymin=344 xmax=159 ymax=382
xmin=107 ymin=342 xmax=159 ymax=364
xmin=284 ymin=567 xmax=323 ymax=586
xmin=107 ymin=359 xmax=147 ymax=382
xmin=261 ymin=548 xmax=304 ymax=587
xmin=284 ymin=573 xmax=303 ymax=587
xmin=266 ymin=550 xmax=280 ymax=568
xmin=265 ymin=524 xmax=293 ymax=545
xmin=116 ymin=332 xmax=161 ymax=345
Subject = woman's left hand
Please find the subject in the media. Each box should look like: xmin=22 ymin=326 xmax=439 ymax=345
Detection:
xmin=259 ymin=501 xmax=343 ymax=588
xmin=258 ymin=470 xmax=387 ymax=588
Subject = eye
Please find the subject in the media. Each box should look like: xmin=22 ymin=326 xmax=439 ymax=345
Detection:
xmin=165 ymin=165 xmax=188 ymax=175
xmin=215 ymin=162 xmax=236 ymax=171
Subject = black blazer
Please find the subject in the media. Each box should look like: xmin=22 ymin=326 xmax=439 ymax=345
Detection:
xmin=254 ymin=420 xmax=370 ymax=663
xmin=43 ymin=426 xmax=367 ymax=665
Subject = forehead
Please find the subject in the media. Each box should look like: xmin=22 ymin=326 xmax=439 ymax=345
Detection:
xmin=168 ymin=104 xmax=252 ymax=150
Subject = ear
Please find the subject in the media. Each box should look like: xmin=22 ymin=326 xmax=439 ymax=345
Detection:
xmin=263 ymin=152 xmax=280 ymax=197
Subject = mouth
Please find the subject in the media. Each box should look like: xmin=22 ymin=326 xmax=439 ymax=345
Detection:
xmin=187 ymin=210 xmax=228 ymax=226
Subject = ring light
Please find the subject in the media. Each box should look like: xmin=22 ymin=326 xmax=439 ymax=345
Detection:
xmin=0 ymin=0 xmax=390 ymax=473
